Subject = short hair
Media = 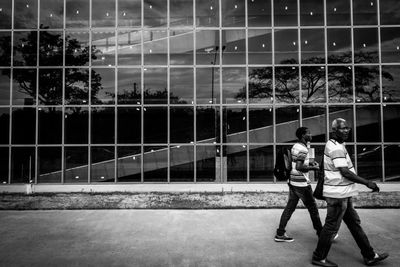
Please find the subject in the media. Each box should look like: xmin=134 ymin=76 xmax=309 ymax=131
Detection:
xmin=295 ymin=127 xmax=308 ymax=140
xmin=332 ymin=118 xmax=346 ymax=131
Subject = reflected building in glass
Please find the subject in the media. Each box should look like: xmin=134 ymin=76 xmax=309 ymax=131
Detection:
xmin=0 ymin=0 xmax=400 ymax=185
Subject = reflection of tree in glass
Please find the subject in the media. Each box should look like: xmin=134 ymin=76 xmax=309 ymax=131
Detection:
xmin=110 ymin=88 xmax=185 ymax=104
xmin=0 ymin=28 xmax=103 ymax=104
xmin=355 ymin=66 xmax=393 ymax=102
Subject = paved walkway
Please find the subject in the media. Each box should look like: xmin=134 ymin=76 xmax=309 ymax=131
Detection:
xmin=0 ymin=209 xmax=398 ymax=267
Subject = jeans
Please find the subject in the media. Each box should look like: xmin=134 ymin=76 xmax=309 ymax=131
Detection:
xmin=277 ymin=184 xmax=323 ymax=236
xmin=313 ymin=197 xmax=375 ymax=260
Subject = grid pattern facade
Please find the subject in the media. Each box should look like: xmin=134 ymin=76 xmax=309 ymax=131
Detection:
xmin=0 ymin=0 xmax=399 ymax=184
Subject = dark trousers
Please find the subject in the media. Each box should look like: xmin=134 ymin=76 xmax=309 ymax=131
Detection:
xmin=313 ymin=197 xmax=375 ymax=260
xmin=277 ymin=184 xmax=323 ymax=236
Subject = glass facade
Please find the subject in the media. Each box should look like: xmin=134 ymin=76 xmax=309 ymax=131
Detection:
xmin=0 ymin=0 xmax=399 ymax=184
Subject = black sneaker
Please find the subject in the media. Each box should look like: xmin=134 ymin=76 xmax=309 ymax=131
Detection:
xmin=311 ymin=258 xmax=338 ymax=267
xmin=274 ymin=233 xmax=294 ymax=242
xmin=364 ymin=252 xmax=389 ymax=266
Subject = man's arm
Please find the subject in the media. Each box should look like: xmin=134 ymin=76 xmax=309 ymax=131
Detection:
xmin=338 ymin=167 xmax=379 ymax=191
xmin=296 ymin=160 xmax=319 ymax=172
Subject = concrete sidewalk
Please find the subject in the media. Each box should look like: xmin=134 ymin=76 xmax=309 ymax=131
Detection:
xmin=0 ymin=209 xmax=398 ymax=267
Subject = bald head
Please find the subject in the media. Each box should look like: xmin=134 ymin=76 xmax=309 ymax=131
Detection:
xmin=332 ymin=118 xmax=346 ymax=131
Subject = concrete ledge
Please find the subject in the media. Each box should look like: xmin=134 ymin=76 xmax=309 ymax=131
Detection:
xmin=2 ymin=183 xmax=400 ymax=193
xmin=1 ymin=191 xmax=399 ymax=210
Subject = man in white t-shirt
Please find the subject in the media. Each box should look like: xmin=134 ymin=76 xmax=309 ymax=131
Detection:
xmin=311 ymin=118 xmax=388 ymax=267
xmin=274 ymin=127 xmax=322 ymax=242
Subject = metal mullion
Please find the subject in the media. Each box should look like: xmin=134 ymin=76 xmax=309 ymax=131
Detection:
xmin=245 ymin=0 xmax=249 ymax=182
xmin=113 ymin=0 xmax=118 ymax=183
xmin=193 ymin=0 xmax=197 ymax=182
xmin=34 ymin=0 xmax=40 ymax=184
xmin=7 ymin=0 xmax=15 ymax=184
xmin=297 ymin=0 xmax=302 ymax=119
xmin=271 ymin=0 xmax=276 ymax=182
xmin=88 ymin=0 xmax=92 ymax=184
xmin=60 ymin=0 xmax=66 ymax=184
xmin=167 ymin=0 xmax=171 ymax=183
xmin=140 ymin=0 xmax=144 ymax=183
xmin=323 ymin=0 xmax=329 ymax=140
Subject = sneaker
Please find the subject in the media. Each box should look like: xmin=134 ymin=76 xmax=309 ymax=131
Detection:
xmin=311 ymin=258 xmax=338 ymax=267
xmin=274 ymin=233 xmax=294 ymax=242
xmin=364 ymin=252 xmax=389 ymax=266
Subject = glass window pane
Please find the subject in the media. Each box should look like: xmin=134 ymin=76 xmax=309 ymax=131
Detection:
xmin=357 ymin=145 xmax=381 ymax=181
xmin=65 ymin=146 xmax=88 ymax=183
xmin=118 ymin=30 xmax=142 ymax=66
xmin=117 ymin=107 xmax=141 ymax=144
xmin=249 ymin=107 xmax=273 ymax=143
xmin=355 ymin=66 xmax=380 ymax=102
xmin=117 ymin=146 xmax=141 ymax=182
xmin=326 ymin=0 xmax=350 ymax=26
xmin=170 ymin=145 xmax=194 ymax=182
xmin=384 ymin=145 xmax=400 ymax=182
xmin=301 ymin=29 xmax=325 ymax=64
xmin=0 ymin=108 xmax=10 ymax=144
xmin=196 ymin=30 xmax=220 ymax=65
xmin=65 ymin=107 xmax=88 ymax=144
xmin=196 ymin=145 xmax=216 ymax=182
xmin=66 ymin=0 xmax=89 ymax=28
xmin=0 ymin=0 xmax=12 ymax=29
xmin=91 ymin=68 xmax=115 ymax=105
xmin=65 ymin=68 xmax=89 ymax=105
xmin=356 ymin=105 xmax=381 ymax=142
xmin=226 ymin=145 xmax=247 ymax=181
xmin=143 ymin=30 xmax=168 ymax=65
xmin=327 ymin=28 xmax=351 ymax=64
xmin=144 ymin=68 xmax=167 ymax=104
xmin=196 ymin=106 xmax=219 ymax=143
xmin=170 ymin=0 xmax=193 ymax=27
xmin=40 ymin=0 xmax=63 ymax=29
xmin=328 ymin=105 xmax=354 ymax=142
xmin=39 ymin=31 xmax=64 ymax=65
xmin=222 ymin=0 xmax=245 ymax=27
xmin=143 ymin=146 xmax=167 ymax=182
xmin=382 ymin=65 xmax=400 ymax=102
xmin=248 ymin=30 xmax=272 ymax=65
xmin=275 ymin=106 xmax=300 ymax=143
xmin=222 ymin=67 xmax=246 ymax=104
xmin=301 ymin=66 xmax=326 ymax=103
xmin=300 ymin=0 xmax=323 ymax=26
xmin=13 ymin=31 xmax=37 ymax=66
xmin=275 ymin=67 xmax=299 ymax=104
xmin=248 ymin=0 xmax=271 ymax=27
xmin=15 ymin=0 xmax=38 ymax=29
xmin=144 ymin=107 xmax=167 ymax=143
xmin=170 ymin=30 xmax=194 ymax=65
xmin=354 ymin=28 xmax=378 ymax=63
xmin=91 ymin=107 xmax=115 ymax=144
xmin=328 ymin=66 xmax=353 ymax=103
xmin=0 ymin=70 xmax=10 ymax=104
xmin=91 ymin=146 xmax=115 ymax=182
xmin=381 ymin=28 xmax=400 ymax=63
xmin=302 ymin=106 xmax=326 ymax=142
xmin=380 ymin=0 xmax=400 ymax=25
xmin=92 ymin=0 xmax=115 ymax=27
xmin=144 ymin=0 xmax=167 ymax=27
xmin=249 ymin=145 xmax=273 ymax=182
xmin=118 ymin=0 xmax=141 ymax=27
xmin=224 ymin=106 xmax=246 ymax=143
xmin=117 ymin=68 xmax=141 ymax=104
xmin=38 ymin=147 xmax=61 ymax=183
xmin=196 ymin=67 xmax=220 ymax=104
xmin=274 ymin=0 xmax=297 ymax=26
xmin=38 ymin=107 xmax=62 ymax=144
xmin=0 ymin=147 xmax=8 ymax=183
xmin=39 ymin=69 xmax=62 ymax=105
xmin=274 ymin=29 xmax=298 ymax=64
xmin=12 ymin=69 xmax=36 ymax=105
xmin=383 ymin=105 xmax=400 ymax=142
xmin=248 ymin=67 xmax=273 ymax=104
xmin=353 ymin=0 xmax=377 ymax=25
xmin=11 ymin=147 xmax=35 ymax=183
xmin=92 ymin=31 xmax=116 ymax=66
xmin=222 ymin=30 xmax=245 ymax=65
xmin=0 ymin=32 xmax=11 ymax=66
xmin=170 ymin=68 xmax=193 ymax=104
xmin=196 ymin=0 xmax=219 ymax=27
xmin=65 ymin=31 xmax=90 ymax=66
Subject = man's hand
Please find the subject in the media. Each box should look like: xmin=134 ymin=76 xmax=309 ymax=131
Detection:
xmin=367 ymin=181 xmax=380 ymax=192
xmin=310 ymin=162 xmax=319 ymax=170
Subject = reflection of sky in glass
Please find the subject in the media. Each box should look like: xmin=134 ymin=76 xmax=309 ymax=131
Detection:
xmin=381 ymin=28 xmax=400 ymax=63
xmin=92 ymin=0 xmax=115 ymax=27
xmin=222 ymin=0 xmax=245 ymax=27
xmin=144 ymin=0 xmax=167 ymax=27
xmin=170 ymin=30 xmax=194 ymax=65
xmin=92 ymin=68 xmax=115 ymax=104
xmin=380 ymin=0 xmax=400 ymax=25
xmin=248 ymin=0 xmax=271 ymax=27
xmin=382 ymin=66 xmax=400 ymax=102
xmin=353 ymin=0 xmax=377 ymax=25
xmin=66 ymin=0 xmax=89 ymax=28
xmin=300 ymin=0 xmax=324 ymax=26
xmin=222 ymin=67 xmax=246 ymax=104
xmin=274 ymin=0 xmax=297 ymax=26
xmin=92 ymin=31 xmax=116 ymax=66
xmin=301 ymin=29 xmax=325 ymax=63
xmin=170 ymin=68 xmax=194 ymax=104
xmin=326 ymin=0 xmax=350 ymax=26
xmin=14 ymin=0 xmax=37 ymax=29
xmin=0 ymin=0 xmax=12 ymax=29
xmin=118 ymin=0 xmax=141 ymax=27
xmin=196 ymin=67 xmax=220 ymax=104
xmin=274 ymin=29 xmax=298 ymax=63
xmin=0 ymin=73 xmax=10 ymax=105
xmin=170 ymin=0 xmax=193 ymax=27
xmin=196 ymin=0 xmax=219 ymax=27
xmin=40 ymin=0 xmax=63 ymax=28
xmin=248 ymin=30 xmax=272 ymax=64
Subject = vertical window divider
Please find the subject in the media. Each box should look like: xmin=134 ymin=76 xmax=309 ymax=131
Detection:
xmin=114 ymin=0 xmax=118 ymax=183
xmin=377 ymin=0 xmax=385 ymax=182
xmin=167 ymin=0 xmax=171 ymax=183
xmin=61 ymin=0 xmax=67 ymax=184
xmin=245 ymin=0 xmax=250 ymax=182
xmin=35 ymin=0 xmax=41 ymax=184
xmin=271 ymin=0 xmax=276 ymax=182
xmin=140 ymin=0 xmax=144 ymax=183
xmin=88 ymin=0 xmax=92 ymax=183
xmin=350 ymin=0 xmax=358 ymax=173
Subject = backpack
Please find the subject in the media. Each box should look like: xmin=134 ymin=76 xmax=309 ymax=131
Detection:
xmin=274 ymin=147 xmax=292 ymax=181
